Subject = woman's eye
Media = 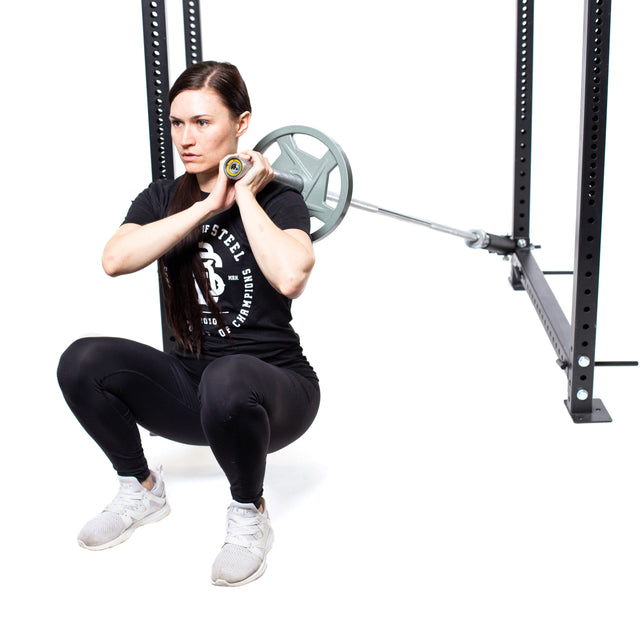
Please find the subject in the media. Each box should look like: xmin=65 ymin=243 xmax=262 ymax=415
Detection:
xmin=198 ymin=120 xmax=209 ymax=127
xmin=170 ymin=120 xmax=182 ymax=128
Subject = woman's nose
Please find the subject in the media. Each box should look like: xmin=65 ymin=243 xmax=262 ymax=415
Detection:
xmin=181 ymin=125 xmax=195 ymax=146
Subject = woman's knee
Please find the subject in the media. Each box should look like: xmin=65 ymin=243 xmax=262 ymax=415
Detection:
xmin=200 ymin=355 xmax=262 ymax=398
xmin=57 ymin=337 xmax=106 ymax=393
xmin=199 ymin=355 xmax=264 ymax=421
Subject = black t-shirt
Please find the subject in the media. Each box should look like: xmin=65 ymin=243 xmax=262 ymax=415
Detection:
xmin=124 ymin=177 xmax=317 ymax=381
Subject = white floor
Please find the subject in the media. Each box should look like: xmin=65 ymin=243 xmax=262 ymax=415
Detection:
xmin=2 ymin=1 xmax=639 ymax=638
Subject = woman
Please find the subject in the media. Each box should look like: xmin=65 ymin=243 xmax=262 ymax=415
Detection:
xmin=57 ymin=61 xmax=320 ymax=587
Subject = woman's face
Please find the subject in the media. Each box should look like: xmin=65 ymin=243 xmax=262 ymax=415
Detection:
xmin=170 ymin=88 xmax=249 ymax=186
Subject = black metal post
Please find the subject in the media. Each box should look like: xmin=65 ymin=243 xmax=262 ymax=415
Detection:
xmin=141 ymin=0 xmax=175 ymax=351
xmin=565 ymin=0 xmax=612 ymax=422
xmin=510 ymin=0 xmax=534 ymax=273
xmin=141 ymin=0 xmax=174 ymax=182
xmin=182 ymin=0 xmax=203 ymax=66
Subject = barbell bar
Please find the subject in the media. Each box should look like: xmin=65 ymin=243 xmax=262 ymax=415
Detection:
xmin=223 ymin=125 xmax=516 ymax=254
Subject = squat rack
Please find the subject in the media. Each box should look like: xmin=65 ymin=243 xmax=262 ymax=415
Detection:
xmin=140 ymin=0 xmax=636 ymax=423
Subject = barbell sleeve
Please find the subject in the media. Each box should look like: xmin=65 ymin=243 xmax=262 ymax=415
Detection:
xmin=223 ymin=154 xmax=305 ymax=192
xmin=273 ymin=170 xmax=305 ymax=193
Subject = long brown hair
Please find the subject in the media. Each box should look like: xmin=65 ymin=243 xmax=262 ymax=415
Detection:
xmin=159 ymin=61 xmax=252 ymax=354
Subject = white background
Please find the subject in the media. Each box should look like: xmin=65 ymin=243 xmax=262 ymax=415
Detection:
xmin=1 ymin=1 xmax=639 ymax=638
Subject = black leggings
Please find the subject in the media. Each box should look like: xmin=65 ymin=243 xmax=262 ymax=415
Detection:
xmin=57 ymin=337 xmax=320 ymax=505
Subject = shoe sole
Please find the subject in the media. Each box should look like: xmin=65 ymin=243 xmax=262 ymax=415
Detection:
xmin=211 ymin=559 xmax=268 ymax=587
xmin=78 ymin=503 xmax=171 ymax=551
xmin=211 ymin=529 xmax=274 ymax=587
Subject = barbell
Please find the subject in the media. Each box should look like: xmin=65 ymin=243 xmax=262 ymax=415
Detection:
xmin=223 ymin=125 xmax=516 ymax=254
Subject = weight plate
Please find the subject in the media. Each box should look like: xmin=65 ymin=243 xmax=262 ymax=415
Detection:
xmin=254 ymin=125 xmax=353 ymax=241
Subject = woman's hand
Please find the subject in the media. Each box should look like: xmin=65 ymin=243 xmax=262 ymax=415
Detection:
xmin=233 ymin=150 xmax=275 ymax=197
xmin=202 ymin=164 xmax=238 ymax=214
xmin=200 ymin=150 xmax=271 ymax=216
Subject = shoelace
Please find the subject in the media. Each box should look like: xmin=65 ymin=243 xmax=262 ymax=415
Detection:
xmin=105 ymin=483 xmax=145 ymax=515
xmin=225 ymin=508 xmax=262 ymax=546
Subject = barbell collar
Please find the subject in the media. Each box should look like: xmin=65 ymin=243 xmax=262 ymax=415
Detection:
xmin=466 ymin=229 xmax=488 ymax=249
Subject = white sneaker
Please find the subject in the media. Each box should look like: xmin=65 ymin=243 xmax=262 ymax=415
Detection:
xmin=77 ymin=467 xmax=170 ymax=550
xmin=211 ymin=498 xmax=274 ymax=587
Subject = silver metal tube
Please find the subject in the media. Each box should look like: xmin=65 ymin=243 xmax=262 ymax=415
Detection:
xmin=326 ymin=192 xmax=480 ymax=244
xmin=223 ymin=155 xmax=306 ymax=193
xmin=273 ymin=170 xmax=305 ymax=193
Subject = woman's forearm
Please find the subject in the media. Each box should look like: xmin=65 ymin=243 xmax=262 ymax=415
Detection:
xmin=235 ymin=188 xmax=315 ymax=298
xmin=102 ymin=199 xmax=213 ymax=276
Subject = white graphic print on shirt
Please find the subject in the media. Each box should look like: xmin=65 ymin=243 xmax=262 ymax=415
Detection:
xmin=196 ymin=222 xmax=253 ymax=337
xmin=198 ymin=242 xmax=225 ymax=300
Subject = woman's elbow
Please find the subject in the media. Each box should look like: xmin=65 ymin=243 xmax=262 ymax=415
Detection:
xmin=281 ymin=280 xmax=306 ymax=299
xmin=102 ymin=251 xmax=124 ymax=277
xmin=279 ymin=260 xmax=315 ymax=299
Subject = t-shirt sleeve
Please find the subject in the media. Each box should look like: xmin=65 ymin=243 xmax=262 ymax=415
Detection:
xmin=122 ymin=179 xmax=175 ymax=226
xmin=259 ymin=183 xmax=311 ymax=236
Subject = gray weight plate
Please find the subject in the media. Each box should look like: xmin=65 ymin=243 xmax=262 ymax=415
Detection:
xmin=254 ymin=125 xmax=353 ymax=242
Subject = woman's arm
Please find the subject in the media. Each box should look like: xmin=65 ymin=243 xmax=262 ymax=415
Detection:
xmin=102 ymin=184 xmax=235 ymax=277
xmin=233 ymin=151 xmax=316 ymax=299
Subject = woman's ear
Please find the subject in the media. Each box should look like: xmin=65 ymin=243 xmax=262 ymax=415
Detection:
xmin=236 ymin=111 xmax=251 ymax=138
